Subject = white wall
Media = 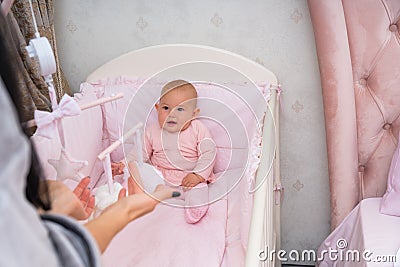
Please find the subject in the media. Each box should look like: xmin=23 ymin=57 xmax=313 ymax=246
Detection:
xmin=54 ymin=0 xmax=330 ymax=264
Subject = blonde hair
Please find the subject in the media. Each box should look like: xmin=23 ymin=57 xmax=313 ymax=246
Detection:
xmin=161 ymin=79 xmax=197 ymax=100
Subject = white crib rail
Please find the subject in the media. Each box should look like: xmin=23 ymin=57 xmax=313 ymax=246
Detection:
xmin=246 ymin=86 xmax=281 ymax=267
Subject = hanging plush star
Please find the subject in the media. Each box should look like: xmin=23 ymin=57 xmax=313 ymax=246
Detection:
xmin=48 ymin=148 xmax=88 ymax=182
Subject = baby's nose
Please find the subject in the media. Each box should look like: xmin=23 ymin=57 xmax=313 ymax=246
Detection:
xmin=169 ymin=109 xmax=178 ymax=117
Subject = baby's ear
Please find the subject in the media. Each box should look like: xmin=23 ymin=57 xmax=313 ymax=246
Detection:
xmin=193 ymin=108 xmax=200 ymax=117
xmin=155 ymin=103 xmax=159 ymax=111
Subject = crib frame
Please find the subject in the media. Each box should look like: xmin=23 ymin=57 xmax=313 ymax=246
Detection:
xmin=86 ymin=44 xmax=281 ymax=267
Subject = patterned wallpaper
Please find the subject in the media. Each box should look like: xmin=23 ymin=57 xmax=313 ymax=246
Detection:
xmin=54 ymin=0 xmax=330 ymax=264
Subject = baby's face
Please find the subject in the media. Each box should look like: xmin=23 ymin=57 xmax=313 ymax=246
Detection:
xmin=156 ymin=87 xmax=199 ymax=133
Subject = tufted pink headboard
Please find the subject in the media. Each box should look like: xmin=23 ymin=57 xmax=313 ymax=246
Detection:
xmin=308 ymin=0 xmax=400 ymax=229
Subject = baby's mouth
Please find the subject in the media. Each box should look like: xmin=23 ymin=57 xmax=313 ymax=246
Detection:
xmin=166 ymin=121 xmax=177 ymax=126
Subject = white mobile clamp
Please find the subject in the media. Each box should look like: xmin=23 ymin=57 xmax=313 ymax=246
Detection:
xmin=25 ymin=0 xmax=56 ymax=77
xmin=26 ymin=37 xmax=56 ymax=77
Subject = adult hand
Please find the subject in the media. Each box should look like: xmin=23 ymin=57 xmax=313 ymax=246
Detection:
xmin=85 ymin=177 xmax=180 ymax=252
xmin=126 ymin=161 xmax=145 ymax=194
xmin=116 ymin=180 xmax=179 ymax=221
xmin=47 ymin=177 xmax=95 ymax=220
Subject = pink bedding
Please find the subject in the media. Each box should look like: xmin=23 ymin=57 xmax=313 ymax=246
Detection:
xmin=83 ymin=76 xmax=269 ymax=265
xmin=317 ymin=198 xmax=400 ymax=266
xmin=101 ymin=191 xmax=227 ymax=267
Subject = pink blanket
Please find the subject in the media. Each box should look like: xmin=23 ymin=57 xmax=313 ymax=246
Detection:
xmin=317 ymin=198 xmax=400 ymax=266
xmin=101 ymin=198 xmax=227 ymax=266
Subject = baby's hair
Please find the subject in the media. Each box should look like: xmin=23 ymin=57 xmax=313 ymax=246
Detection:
xmin=161 ymin=79 xmax=197 ymax=98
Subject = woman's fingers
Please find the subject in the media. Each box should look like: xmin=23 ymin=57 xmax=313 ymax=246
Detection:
xmin=72 ymin=177 xmax=95 ymax=219
xmin=85 ymin=196 xmax=95 ymax=216
xmin=118 ymin=188 xmax=127 ymax=200
xmin=79 ymin=188 xmax=91 ymax=208
xmin=151 ymin=189 xmax=181 ymax=202
xmin=127 ymin=177 xmax=136 ymax=195
xmin=73 ymin=177 xmax=91 ymax=197
xmin=128 ymin=162 xmax=142 ymax=180
xmin=123 ymin=190 xmax=181 ymax=221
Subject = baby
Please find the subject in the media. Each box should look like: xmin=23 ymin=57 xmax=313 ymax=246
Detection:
xmin=116 ymin=80 xmax=216 ymax=224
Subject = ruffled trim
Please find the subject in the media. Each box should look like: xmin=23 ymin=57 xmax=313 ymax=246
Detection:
xmin=244 ymin=83 xmax=271 ymax=192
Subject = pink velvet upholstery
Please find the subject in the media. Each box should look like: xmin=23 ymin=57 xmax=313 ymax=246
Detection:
xmin=308 ymin=0 xmax=400 ymax=229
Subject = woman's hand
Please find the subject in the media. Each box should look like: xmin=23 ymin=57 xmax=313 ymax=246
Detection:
xmin=115 ymin=178 xmax=178 ymax=220
xmin=47 ymin=177 xmax=95 ymax=220
xmin=85 ymin=177 xmax=180 ymax=252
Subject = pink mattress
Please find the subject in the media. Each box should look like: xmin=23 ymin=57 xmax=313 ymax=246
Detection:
xmin=100 ymin=168 xmax=247 ymax=267
xmin=102 ymin=199 xmax=227 ymax=267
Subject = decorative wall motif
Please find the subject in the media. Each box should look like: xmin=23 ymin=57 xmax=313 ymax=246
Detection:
xmin=136 ymin=17 xmax=148 ymax=31
xmin=290 ymin=8 xmax=304 ymax=24
xmin=293 ymin=179 xmax=304 ymax=191
xmin=210 ymin=13 xmax=223 ymax=27
xmin=292 ymin=100 xmax=304 ymax=113
xmin=66 ymin=20 xmax=77 ymax=33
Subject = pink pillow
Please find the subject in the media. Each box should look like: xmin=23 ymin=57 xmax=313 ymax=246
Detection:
xmin=380 ymin=133 xmax=400 ymax=216
xmin=85 ymin=76 xmax=270 ymax=175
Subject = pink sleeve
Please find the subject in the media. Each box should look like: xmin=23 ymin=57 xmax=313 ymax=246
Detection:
xmin=192 ymin=121 xmax=216 ymax=181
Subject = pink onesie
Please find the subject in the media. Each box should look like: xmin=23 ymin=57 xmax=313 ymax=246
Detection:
xmin=144 ymin=119 xmax=216 ymax=186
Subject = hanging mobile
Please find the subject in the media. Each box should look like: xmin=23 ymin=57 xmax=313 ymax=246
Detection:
xmin=25 ymin=0 xmax=58 ymax=107
xmin=25 ymin=0 xmax=88 ymax=182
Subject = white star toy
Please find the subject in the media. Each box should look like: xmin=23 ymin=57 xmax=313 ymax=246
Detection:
xmin=48 ymin=148 xmax=88 ymax=182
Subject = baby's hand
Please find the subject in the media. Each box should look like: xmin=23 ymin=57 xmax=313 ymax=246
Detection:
xmin=111 ymin=162 xmax=125 ymax=177
xmin=181 ymin=173 xmax=205 ymax=191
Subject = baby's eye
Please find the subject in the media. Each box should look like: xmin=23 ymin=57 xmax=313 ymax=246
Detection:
xmin=177 ymin=107 xmax=184 ymax=112
xmin=162 ymin=106 xmax=169 ymax=110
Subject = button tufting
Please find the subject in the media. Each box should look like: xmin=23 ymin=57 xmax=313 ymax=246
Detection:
xmin=389 ymin=24 xmax=398 ymax=32
xmin=359 ymin=165 xmax=365 ymax=172
xmin=383 ymin=123 xmax=391 ymax=130
xmin=360 ymin=78 xmax=367 ymax=86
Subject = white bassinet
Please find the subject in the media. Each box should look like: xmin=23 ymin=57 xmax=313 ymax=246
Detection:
xmin=33 ymin=44 xmax=281 ymax=267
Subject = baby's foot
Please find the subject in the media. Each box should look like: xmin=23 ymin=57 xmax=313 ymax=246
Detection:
xmin=184 ymin=205 xmax=208 ymax=224
xmin=183 ymin=184 xmax=209 ymax=223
